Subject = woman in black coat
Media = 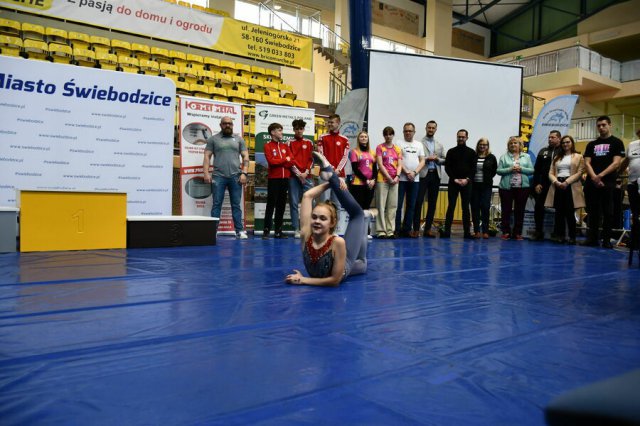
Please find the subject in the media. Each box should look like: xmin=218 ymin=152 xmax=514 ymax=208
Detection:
xmin=470 ymin=137 xmax=498 ymax=238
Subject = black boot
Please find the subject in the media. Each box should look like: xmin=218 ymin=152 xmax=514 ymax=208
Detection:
xmin=262 ymin=228 xmax=270 ymax=239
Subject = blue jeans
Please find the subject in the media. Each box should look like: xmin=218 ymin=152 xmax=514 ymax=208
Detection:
xmin=396 ymin=180 xmax=419 ymax=232
xmin=211 ymin=175 xmax=243 ymax=233
xmin=288 ymin=176 xmax=313 ymax=231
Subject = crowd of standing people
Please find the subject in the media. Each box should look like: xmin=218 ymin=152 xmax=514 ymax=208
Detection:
xmin=203 ymin=114 xmax=639 ymax=254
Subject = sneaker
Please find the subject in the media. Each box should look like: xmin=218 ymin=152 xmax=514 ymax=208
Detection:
xmin=482 ymin=233 xmax=489 ymax=239
xmin=423 ymin=230 xmax=437 ymax=238
xmin=601 ymin=240 xmax=613 ymax=249
xmin=473 ymin=232 xmax=481 ymax=239
xmin=294 ymin=231 xmax=301 ymax=239
xmin=500 ymin=233 xmax=511 ymax=240
xmin=367 ymin=234 xmax=373 ymax=240
xmin=236 ymin=231 xmax=248 ymax=239
xmin=514 ymin=234 xmax=524 ymax=241
xmin=274 ymin=231 xmax=288 ymax=239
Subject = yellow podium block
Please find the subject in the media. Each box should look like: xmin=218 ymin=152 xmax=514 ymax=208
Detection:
xmin=19 ymin=191 xmax=127 ymax=252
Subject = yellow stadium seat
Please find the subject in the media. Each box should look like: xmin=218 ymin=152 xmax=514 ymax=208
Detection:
xmin=262 ymin=94 xmax=279 ymax=105
xmin=235 ymin=63 xmax=251 ymax=74
xmin=96 ymin=51 xmax=118 ymax=71
xmin=294 ymin=100 xmax=309 ymax=108
xmin=244 ymin=92 xmax=262 ymax=105
xmin=0 ymin=18 xmax=21 ymax=37
xmin=265 ymin=68 xmax=280 ymax=78
xmin=151 ymin=46 xmax=171 ymax=64
xmin=279 ymin=83 xmax=293 ymax=93
xmin=283 ymin=92 xmax=297 ymax=101
xmin=192 ymin=4 xmax=206 ymax=12
xmin=227 ymin=88 xmax=245 ymax=103
xmin=118 ymin=55 xmax=139 ymax=73
xmin=175 ymin=80 xmax=191 ymax=95
xmin=48 ymin=43 xmax=72 ymax=63
xmin=21 ymin=23 xmax=45 ymax=41
xmin=204 ymin=56 xmax=220 ymax=68
xmin=23 ymin=39 xmax=48 ymax=61
xmin=179 ymin=66 xmax=198 ymax=84
xmin=220 ymin=59 xmax=236 ymax=71
xmin=139 ymin=59 xmax=160 ymax=75
xmin=216 ymin=71 xmax=233 ymax=85
xmin=232 ymin=75 xmax=248 ymax=85
xmin=277 ymin=97 xmax=294 ymax=107
xmin=165 ymin=0 xmax=176 ymax=3
xmin=250 ymin=65 xmax=266 ymax=75
xmin=177 ymin=0 xmax=190 ymax=7
xmin=186 ymin=52 xmax=203 ymax=63
xmin=68 ymin=31 xmax=91 ymax=49
xmin=45 ymin=27 xmax=67 ymax=44
xmin=170 ymin=49 xmax=186 ymax=61
xmin=90 ymin=35 xmax=110 ymax=49
xmin=164 ymin=74 xmax=179 ymax=83
xmin=263 ymin=80 xmax=279 ymax=90
xmin=205 ymin=7 xmax=229 ymax=17
xmin=111 ymin=39 xmax=131 ymax=56
xmin=0 ymin=35 xmax=23 ymax=57
xmin=190 ymin=83 xmax=209 ymax=98
xmin=209 ymin=86 xmax=228 ymax=101
xmin=160 ymin=62 xmax=179 ymax=77
xmin=73 ymin=47 xmax=96 ymax=67
xmin=131 ymin=42 xmax=151 ymax=59
xmin=199 ymin=70 xmax=217 ymax=86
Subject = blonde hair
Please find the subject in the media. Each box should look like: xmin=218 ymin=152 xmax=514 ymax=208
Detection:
xmin=476 ymin=137 xmax=491 ymax=155
xmin=313 ymin=201 xmax=338 ymax=234
xmin=507 ymin=136 xmax=524 ymax=153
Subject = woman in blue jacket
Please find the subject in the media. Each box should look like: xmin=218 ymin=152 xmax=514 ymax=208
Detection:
xmin=497 ymin=136 xmax=534 ymax=240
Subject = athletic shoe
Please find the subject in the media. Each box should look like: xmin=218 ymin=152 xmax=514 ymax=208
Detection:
xmin=423 ymin=230 xmax=437 ymax=238
xmin=367 ymin=235 xmax=373 ymax=240
xmin=294 ymin=231 xmax=301 ymax=239
xmin=482 ymin=233 xmax=489 ymax=239
xmin=500 ymin=233 xmax=511 ymax=240
xmin=514 ymin=234 xmax=524 ymax=241
xmin=236 ymin=231 xmax=248 ymax=239
xmin=472 ymin=232 xmax=481 ymax=239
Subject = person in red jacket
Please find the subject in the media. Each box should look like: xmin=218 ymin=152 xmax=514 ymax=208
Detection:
xmin=288 ymin=118 xmax=315 ymax=238
xmin=263 ymin=122 xmax=293 ymax=239
xmin=317 ymin=113 xmax=349 ymax=206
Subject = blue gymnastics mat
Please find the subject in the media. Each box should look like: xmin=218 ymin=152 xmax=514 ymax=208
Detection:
xmin=0 ymin=237 xmax=638 ymax=425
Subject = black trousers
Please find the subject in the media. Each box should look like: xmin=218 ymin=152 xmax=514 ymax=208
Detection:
xmin=264 ymin=178 xmax=289 ymax=231
xmin=534 ymin=183 xmax=551 ymax=234
xmin=553 ymin=183 xmax=576 ymax=240
xmin=445 ymin=181 xmax=471 ymax=234
xmin=628 ymin=183 xmax=639 ymax=249
xmin=413 ymin=171 xmax=440 ymax=232
xmin=584 ymin=180 xmax=614 ymax=243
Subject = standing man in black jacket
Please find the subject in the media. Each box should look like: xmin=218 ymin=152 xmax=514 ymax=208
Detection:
xmin=532 ymin=130 xmax=561 ymax=240
xmin=441 ymin=129 xmax=477 ymax=239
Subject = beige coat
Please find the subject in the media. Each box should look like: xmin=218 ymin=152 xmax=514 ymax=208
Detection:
xmin=545 ymin=153 xmax=586 ymax=208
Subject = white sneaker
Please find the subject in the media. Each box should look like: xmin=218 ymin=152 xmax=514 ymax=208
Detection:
xmin=294 ymin=231 xmax=301 ymax=239
xmin=236 ymin=231 xmax=248 ymax=239
xmin=367 ymin=234 xmax=373 ymax=240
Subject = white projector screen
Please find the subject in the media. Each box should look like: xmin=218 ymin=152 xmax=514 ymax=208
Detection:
xmin=368 ymin=50 xmax=523 ymax=184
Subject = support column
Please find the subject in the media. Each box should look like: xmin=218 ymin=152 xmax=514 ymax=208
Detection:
xmin=425 ymin=0 xmax=453 ymax=56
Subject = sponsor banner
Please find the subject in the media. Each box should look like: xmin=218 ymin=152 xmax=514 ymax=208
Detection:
xmin=254 ymin=103 xmax=315 ymax=233
xmin=0 ymin=55 xmax=174 ymax=215
xmin=529 ymin=95 xmax=578 ymax=163
xmin=179 ymin=96 xmax=243 ymax=168
xmin=178 ymin=96 xmax=244 ymax=231
xmin=214 ymin=20 xmax=312 ymax=69
xmin=1 ymin=0 xmax=312 ymax=69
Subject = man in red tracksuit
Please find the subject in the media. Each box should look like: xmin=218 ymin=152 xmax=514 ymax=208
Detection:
xmin=317 ymin=113 xmax=349 ymax=206
xmin=288 ymin=118 xmax=315 ymax=238
xmin=263 ymin=122 xmax=293 ymax=239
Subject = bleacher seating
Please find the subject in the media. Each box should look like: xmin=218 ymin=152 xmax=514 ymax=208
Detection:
xmin=1 ymin=15 xmax=314 ymax=140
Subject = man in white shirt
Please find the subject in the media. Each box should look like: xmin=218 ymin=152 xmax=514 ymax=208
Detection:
xmin=395 ymin=123 xmax=425 ymax=237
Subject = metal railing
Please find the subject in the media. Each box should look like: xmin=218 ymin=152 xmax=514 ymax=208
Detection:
xmin=571 ymin=114 xmax=639 ymax=141
xmin=509 ymin=45 xmax=626 ymax=82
